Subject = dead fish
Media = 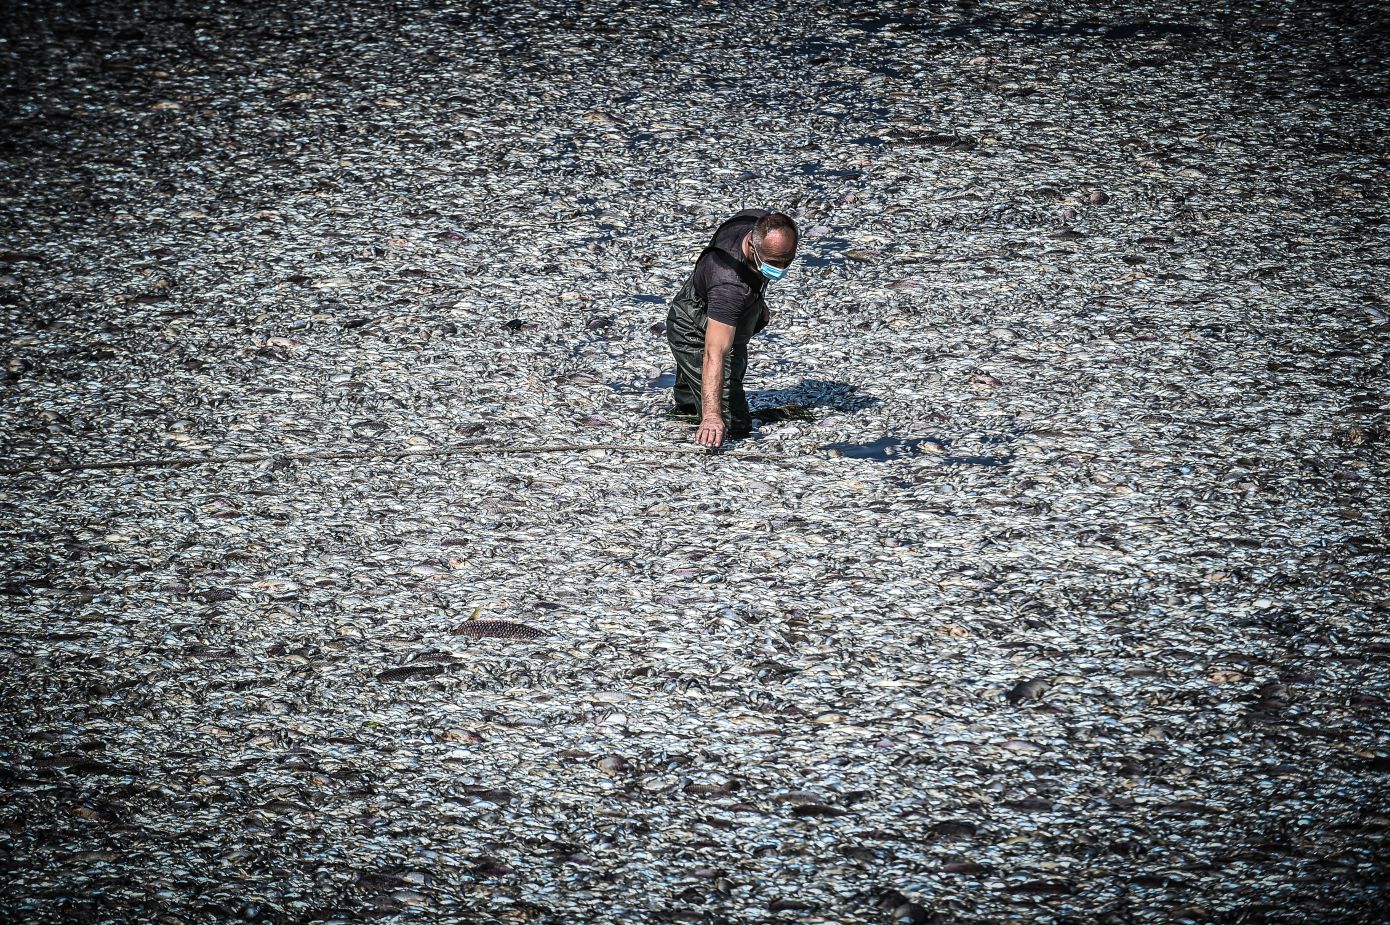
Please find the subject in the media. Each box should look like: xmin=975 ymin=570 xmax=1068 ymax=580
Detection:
xmin=375 ymin=665 xmax=446 ymax=682
xmin=1 ymin=4 xmax=1380 ymax=922
xmin=1005 ymin=678 xmax=1050 ymax=705
xmin=941 ymin=861 xmax=987 ymax=875
xmin=768 ymin=898 xmax=817 ymax=912
xmin=1007 ymin=879 xmax=1074 ymax=895
xmin=452 ymin=620 xmax=547 ymax=640
xmin=790 ymin=803 xmax=846 ymax=818
xmin=1002 ymin=739 xmax=1045 ymax=754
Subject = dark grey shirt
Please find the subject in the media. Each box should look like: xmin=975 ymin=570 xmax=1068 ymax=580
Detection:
xmin=693 ymin=208 xmax=768 ymax=328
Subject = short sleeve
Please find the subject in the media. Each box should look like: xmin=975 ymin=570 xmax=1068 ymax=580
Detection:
xmin=705 ymin=282 xmax=750 ymax=327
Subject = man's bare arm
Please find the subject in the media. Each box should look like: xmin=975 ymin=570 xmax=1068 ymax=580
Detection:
xmin=696 ymin=319 xmax=735 ymax=447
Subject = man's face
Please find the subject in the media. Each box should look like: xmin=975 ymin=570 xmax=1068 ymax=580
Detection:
xmin=751 ymin=230 xmax=797 ymax=271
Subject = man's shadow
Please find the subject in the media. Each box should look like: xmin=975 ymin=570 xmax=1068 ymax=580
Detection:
xmin=748 ymin=379 xmax=879 ymax=423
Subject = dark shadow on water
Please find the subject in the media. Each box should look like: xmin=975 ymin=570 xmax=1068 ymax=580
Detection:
xmin=823 ymin=436 xmax=938 ymax=460
xmin=817 ymin=428 xmax=1017 ymax=464
xmin=821 ymin=434 xmax=1017 ymax=466
xmin=749 ymin=379 xmax=879 ymax=422
xmin=608 ymin=370 xmax=676 ymax=394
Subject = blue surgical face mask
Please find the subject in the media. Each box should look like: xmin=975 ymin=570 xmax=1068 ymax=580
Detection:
xmin=758 ymin=262 xmax=787 ymax=283
xmin=752 ymin=242 xmax=790 ymax=283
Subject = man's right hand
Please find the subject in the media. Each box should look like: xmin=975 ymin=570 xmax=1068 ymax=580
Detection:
xmin=695 ymin=417 xmax=726 ymax=448
xmin=697 ymin=320 xmax=735 ymax=449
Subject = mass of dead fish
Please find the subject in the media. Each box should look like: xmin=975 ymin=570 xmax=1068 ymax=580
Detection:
xmin=1 ymin=0 xmax=1387 ymax=922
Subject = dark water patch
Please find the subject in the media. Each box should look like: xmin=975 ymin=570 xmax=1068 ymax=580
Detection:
xmin=1103 ymin=22 xmax=1204 ymax=40
xmin=609 ymin=371 xmax=675 ymax=394
xmin=800 ymin=236 xmax=851 ymax=269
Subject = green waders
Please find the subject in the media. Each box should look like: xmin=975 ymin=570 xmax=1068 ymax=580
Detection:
xmin=665 ymin=258 xmax=766 ymax=438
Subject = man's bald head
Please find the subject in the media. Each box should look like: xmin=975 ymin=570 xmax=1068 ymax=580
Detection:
xmin=750 ymin=212 xmax=798 ymax=266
